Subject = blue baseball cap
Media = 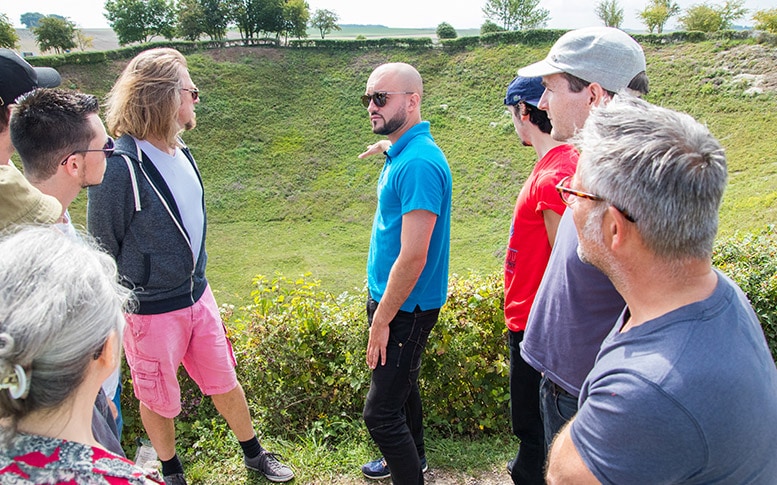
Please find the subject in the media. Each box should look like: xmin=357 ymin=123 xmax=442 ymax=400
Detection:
xmin=504 ymin=75 xmax=545 ymax=107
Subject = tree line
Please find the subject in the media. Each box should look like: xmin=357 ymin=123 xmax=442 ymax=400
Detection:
xmin=476 ymin=0 xmax=775 ymax=37
xmin=0 ymin=0 xmax=342 ymax=53
xmin=1 ymin=0 xmax=776 ymax=54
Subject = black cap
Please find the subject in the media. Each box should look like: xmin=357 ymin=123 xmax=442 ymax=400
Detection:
xmin=0 ymin=48 xmax=61 ymax=107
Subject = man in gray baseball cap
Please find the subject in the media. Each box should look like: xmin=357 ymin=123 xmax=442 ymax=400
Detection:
xmin=518 ymin=27 xmax=647 ymax=141
xmin=512 ymin=26 xmax=649 ymax=483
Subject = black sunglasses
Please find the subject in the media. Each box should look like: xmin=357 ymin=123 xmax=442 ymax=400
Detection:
xmin=182 ymin=88 xmax=200 ymax=101
xmin=360 ymin=91 xmax=414 ymax=108
xmin=60 ymin=136 xmax=116 ymax=165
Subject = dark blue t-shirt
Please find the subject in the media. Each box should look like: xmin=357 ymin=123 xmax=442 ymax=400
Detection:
xmin=571 ymin=271 xmax=777 ymax=484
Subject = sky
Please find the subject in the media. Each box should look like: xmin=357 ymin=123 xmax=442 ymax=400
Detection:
xmin=2 ymin=0 xmax=770 ymax=31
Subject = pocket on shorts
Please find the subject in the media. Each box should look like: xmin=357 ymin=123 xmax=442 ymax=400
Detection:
xmin=131 ymin=356 xmax=164 ymax=404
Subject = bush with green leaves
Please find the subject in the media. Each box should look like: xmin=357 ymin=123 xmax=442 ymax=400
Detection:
xmin=436 ymin=22 xmax=458 ymax=40
xmin=118 ymin=228 xmax=777 ymax=450
xmin=480 ymin=20 xmax=502 ymax=35
xmin=141 ymin=270 xmax=509 ymax=446
xmin=713 ymin=226 xmax=777 ymax=360
xmin=754 ymin=8 xmax=777 ymax=33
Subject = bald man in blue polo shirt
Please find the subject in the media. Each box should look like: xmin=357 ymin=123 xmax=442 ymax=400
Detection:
xmin=359 ymin=62 xmax=452 ymax=485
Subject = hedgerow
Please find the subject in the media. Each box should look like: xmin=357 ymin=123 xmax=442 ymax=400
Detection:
xmin=712 ymin=226 xmax=777 ymax=360
xmin=118 ymin=228 xmax=777 ymax=451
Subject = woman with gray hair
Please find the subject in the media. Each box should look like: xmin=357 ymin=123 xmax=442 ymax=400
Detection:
xmin=0 ymin=226 xmax=162 ymax=484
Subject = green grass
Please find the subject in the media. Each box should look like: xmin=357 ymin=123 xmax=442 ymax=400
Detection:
xmin=60 ymin=39 xmax=777 ymax=303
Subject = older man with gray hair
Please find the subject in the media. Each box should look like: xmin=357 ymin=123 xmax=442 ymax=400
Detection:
xmin=548 ymin=95 xmax=777 ymax=484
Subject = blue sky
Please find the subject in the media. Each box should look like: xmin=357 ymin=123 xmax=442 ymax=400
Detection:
xmin=3 ymin=0 xmax=771 ymax=31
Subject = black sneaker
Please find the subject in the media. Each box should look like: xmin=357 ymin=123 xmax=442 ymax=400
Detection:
xmin=245 ymin=450 xmax=294 ymax=482
xmin=361 ymin=456 xmax=428 ymax=480
xmin=163 ymin=473 xmax=187 ymax=485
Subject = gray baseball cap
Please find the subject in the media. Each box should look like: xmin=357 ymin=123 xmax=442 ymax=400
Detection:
xmin=518 ymin=27 xmax=646 ymax=93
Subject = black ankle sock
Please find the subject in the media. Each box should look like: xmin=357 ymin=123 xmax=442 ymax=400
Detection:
xmin=239 ymin=436 xmax=263 ymax=459
xmin=161 ymin=454 xmax=184 ymax=476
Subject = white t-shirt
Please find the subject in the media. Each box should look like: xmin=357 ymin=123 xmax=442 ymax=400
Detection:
xmin=135 ymin=138 xmax=204 ymax=263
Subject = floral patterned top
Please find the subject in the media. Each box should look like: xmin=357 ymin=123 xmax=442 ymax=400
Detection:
xmin=0 ymin=433 xmax=163 ymax=484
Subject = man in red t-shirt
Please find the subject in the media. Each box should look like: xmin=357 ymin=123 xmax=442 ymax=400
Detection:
xmin=502 ymin=76 xmax=578 ymax=485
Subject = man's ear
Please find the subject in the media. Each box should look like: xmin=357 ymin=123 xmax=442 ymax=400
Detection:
xmin=588 ymin=82 xmax=611 ymax=108
xmin=606 ymin=205 xmax=634 ymax=251
xmin=407 ymin=92 xmax=421 ymax=112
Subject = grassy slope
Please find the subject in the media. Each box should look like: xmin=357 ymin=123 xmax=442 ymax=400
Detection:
xmin=60 ymin=39 xmax=777 ymax=305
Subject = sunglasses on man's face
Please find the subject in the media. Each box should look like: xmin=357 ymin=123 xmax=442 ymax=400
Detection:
xmin=181 ymin=88 xmax=200 ymax=101
xmin=360 ymin=91 xmax=414 ymax=108
xmin=60 ymin=136 xmax=116 ymax=165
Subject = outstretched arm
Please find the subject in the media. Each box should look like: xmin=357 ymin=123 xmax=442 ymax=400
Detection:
xmin=358 ymin=139 xmax=392 ymax=159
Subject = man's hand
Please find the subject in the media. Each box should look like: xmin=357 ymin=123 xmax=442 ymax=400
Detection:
xmin=358 ymin=140 xmax=392 ymax=159
xmin=366 ymin=319 xmax=391 ymax=369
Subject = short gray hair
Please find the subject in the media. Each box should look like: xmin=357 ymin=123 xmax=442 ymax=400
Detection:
xmin=0 ymin=226 xmax=132 ymax=435
xmin=574 ymin=95 xmax=727 ymax=260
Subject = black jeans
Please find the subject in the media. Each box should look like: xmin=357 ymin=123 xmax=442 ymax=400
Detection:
xmin=509 ymin=330 xmax=546 ymax=485
xmin=363 ymin=297 xmax=438 ymax=485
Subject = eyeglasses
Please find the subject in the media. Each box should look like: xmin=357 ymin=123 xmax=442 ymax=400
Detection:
xmin=555 ymin=176 xmax=636 ymax=222
xmin=181 ymin=88 xmax=200 ymax=101
xmin=60 ymin=136 xmax=115 ymax=165
xmin=360 ymin=91 xmax=414 ymax=108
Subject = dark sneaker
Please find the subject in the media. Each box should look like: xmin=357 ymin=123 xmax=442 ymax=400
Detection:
xmin=361 ymin=456 xmax=428 ymax=480
xmin=163 ymin=473 xmax=187 ymax=485
xmin=245 ymin=450 xmax=294 ymax=482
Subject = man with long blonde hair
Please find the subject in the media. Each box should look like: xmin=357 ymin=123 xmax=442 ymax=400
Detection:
xmin=87 ymin=48 xmax=293 ymax=484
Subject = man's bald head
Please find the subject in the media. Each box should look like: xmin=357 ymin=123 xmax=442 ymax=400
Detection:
xmin=368 ymin=63 xmax=424 ymax=99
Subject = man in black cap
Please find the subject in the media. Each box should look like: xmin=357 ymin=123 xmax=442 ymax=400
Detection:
xmin=0 ymin=48 xmax=61 ymax=165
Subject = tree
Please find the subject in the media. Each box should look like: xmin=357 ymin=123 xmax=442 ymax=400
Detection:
xmin=310 ymin=8 xmax=340 ymax=39
xmin=104 ymin=0 xmax=176 ymax=45
xmin=480 ymin=19 xmax=503 ymax=34
xmin=595 ymin=0 xmax=624 ymax=28
xmin=33 ymin=16 xmax=76 ymax=54
xmin=679 ymin=0 xmax=747 ymax=32
xmin=436 ymin=22 xmax=457 ymax=39
xmin=20 ymin=12 xmax=45 ymax=28
xmin=0 ymin=14 xmax=19 ymax=49
xmin=282 ymin=0 xmax=310 ymax=42
xmin=718 ymin=0 xmax=748 ymax=28
xmin=753 ymin=8 xmax=777 ymax=33
xmin=200 ymin=0 xmax=230 ymax=40
xmin=639 ymin=0 xmax=680 ymax=33
xmin=256 ymin=0 xmax=285 ymax=38
xmin=177 ymin=0 xmax=205 ymax=41
xmin=75 ymin=29 xmax=94 ymax=51
xmin=482 ymin=0 xmax=549 ymax=31
xmin=228 ymin=0 xmax=262 ymax=41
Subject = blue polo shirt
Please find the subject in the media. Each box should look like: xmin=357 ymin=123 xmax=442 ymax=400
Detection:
xmin=367 ymin=121 xmax=452 ymax=312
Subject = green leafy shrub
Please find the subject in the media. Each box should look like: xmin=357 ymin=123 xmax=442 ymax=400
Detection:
xmin=754 ymin=8 xmax=777 ymax=33
xmin=436 ymin=22 xmax=458 ymax=40
xmin=421 ymin=273 xmax=508 ymax=434
xmin=480 ymin=20 xmax=502 ymax=35
xmin=230 ymin=273 xmax=368 ymax=437
xmin=713 ymin=226 xmax=777 ymax=360
xmin=162 ymin=271 xmax=508 ymax=443
xmin=120 ymin=228 xmax=777 ymax=449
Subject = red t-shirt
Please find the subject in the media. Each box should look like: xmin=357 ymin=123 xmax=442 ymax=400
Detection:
xmin=504 ymin=144 xmax=578 ymax=332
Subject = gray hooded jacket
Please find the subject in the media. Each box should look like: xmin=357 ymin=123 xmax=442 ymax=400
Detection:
xmin=87 ymin=134 xmax=208 ymax=315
